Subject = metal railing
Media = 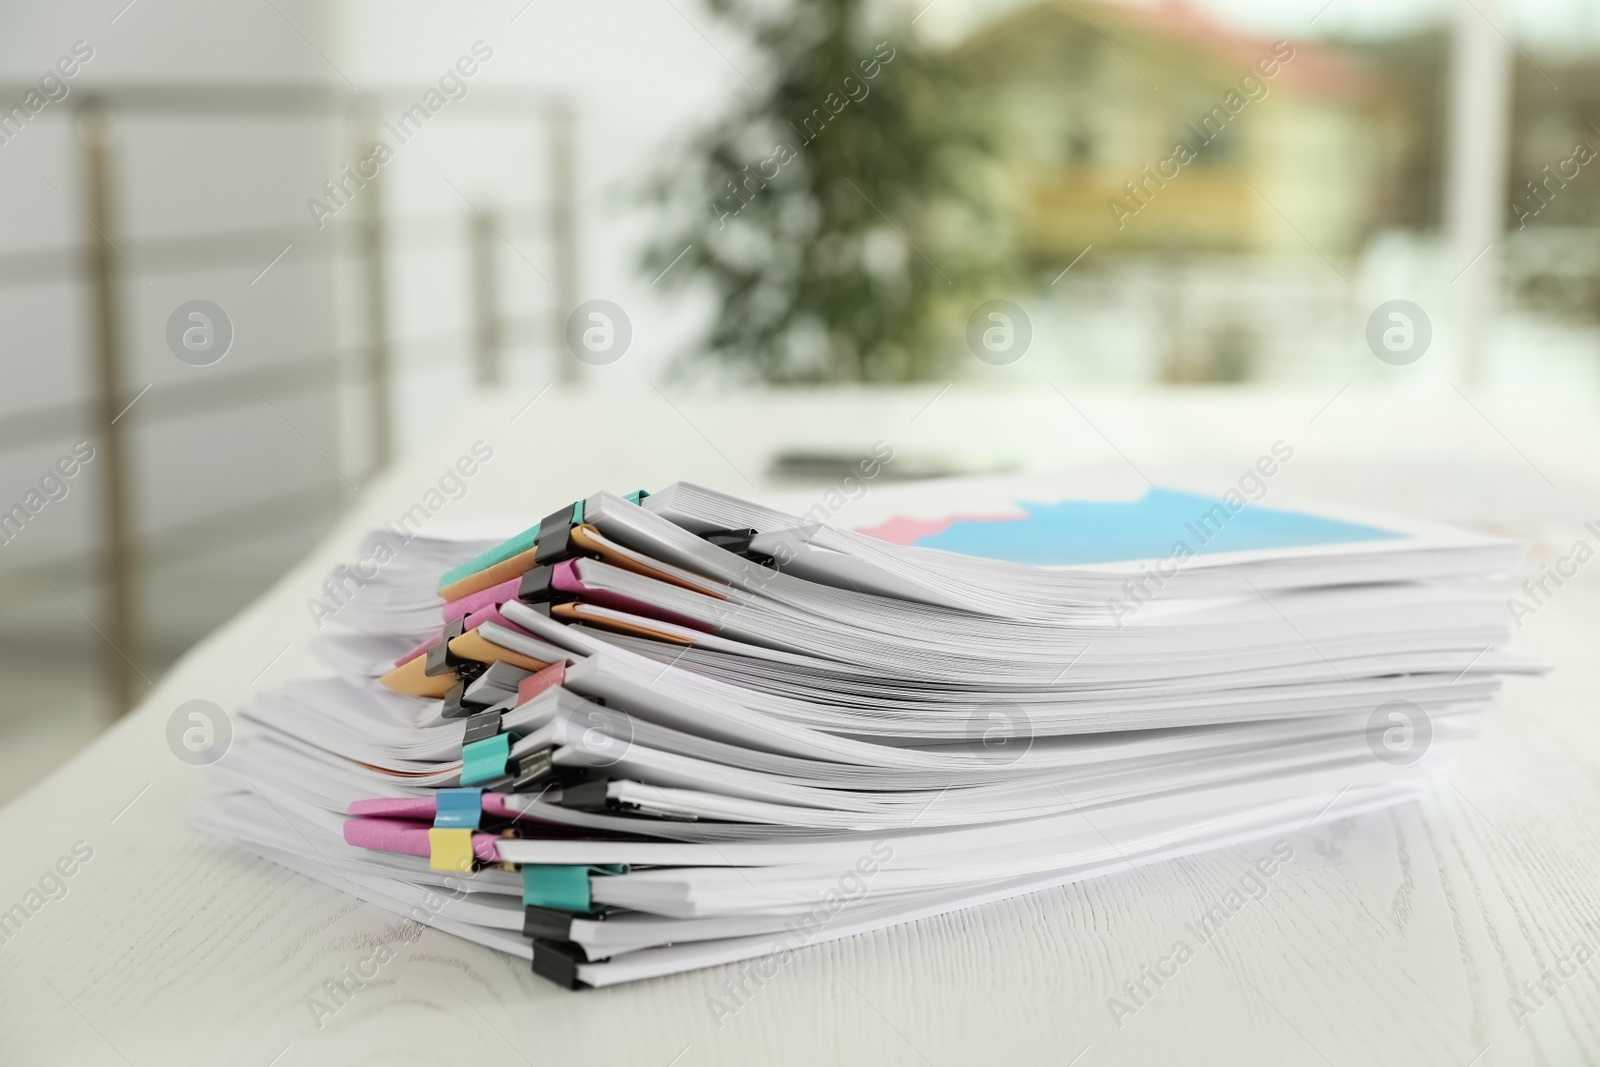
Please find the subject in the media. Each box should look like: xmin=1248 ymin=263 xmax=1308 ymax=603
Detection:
xmin=0 ymin=84 xmax=579 ymax=714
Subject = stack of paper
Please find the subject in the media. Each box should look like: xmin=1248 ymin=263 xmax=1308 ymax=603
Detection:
xmin=201 ymin=475 xmax=1542 ymax=988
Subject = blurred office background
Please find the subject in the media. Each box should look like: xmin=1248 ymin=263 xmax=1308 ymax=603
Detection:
xmin=1 ymin=0 xmax=1598 ymax=800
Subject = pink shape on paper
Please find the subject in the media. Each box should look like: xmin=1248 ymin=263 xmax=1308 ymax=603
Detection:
xmin=855 ymin=510 xmax=1026 ymax=546
xmin=341 ymin=817 xmax=500 ymax=861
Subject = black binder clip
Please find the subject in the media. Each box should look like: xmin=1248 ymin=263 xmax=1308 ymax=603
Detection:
xmin=440 ymin=666 xmax=495 ymax=720
xmin=533 ymin=507 xmax=578 ymax=566
xmin=700 ymin=527 xmax=775 ymax=568
xmin=523 ymin=904 xmax=609 ymax=941
xmin=516 ymin=564 xmax=554 ymax=602
xmin=531 ymin=938 xmax=587 ymax=989
xmin=462 ymin=709 xmax=502 ymax=745
xmin=440 ymin=680 xmax=469 ymax=720
xmin=558 ymin=776 xmax=612 ymax=813
xmin=517 ymin=563 xmax=581 ymax=616
xmin=423 ymin=642 xmax=457 ymax=678
xmin=508 ymin=747 xmax=556 ymax=792
xmin=422 ymin=618 xmax=468 ymax=677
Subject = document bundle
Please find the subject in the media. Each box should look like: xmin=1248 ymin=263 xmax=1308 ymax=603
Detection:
xmin=201 ymin=473 xmax=1541 ymax=988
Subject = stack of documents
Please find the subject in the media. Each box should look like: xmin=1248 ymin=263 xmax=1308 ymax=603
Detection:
xmin=201 ymin=474 xmax=1542 ymax=988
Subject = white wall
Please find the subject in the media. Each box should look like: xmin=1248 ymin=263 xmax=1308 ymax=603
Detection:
xmin=0 ymin=0 xmax=342 ymax=654
xmin=331 ymin=0 xmax=751 ymax=400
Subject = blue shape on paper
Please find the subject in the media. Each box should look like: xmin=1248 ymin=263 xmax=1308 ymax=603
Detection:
xmin=910 ymin=488 xmax=1401 ymax=566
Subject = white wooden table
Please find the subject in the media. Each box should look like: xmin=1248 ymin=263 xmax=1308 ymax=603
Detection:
xmin=3 ymin=385 xmax=1599 ymax=1067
